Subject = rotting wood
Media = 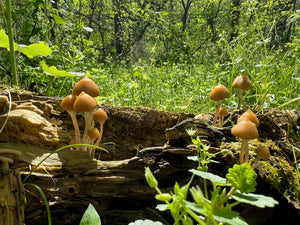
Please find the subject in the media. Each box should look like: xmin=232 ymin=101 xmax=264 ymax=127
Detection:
xmin=0 ymin=91 xmax=300 ymax=225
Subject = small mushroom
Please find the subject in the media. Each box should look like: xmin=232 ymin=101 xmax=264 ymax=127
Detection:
xmin=61 ymin=94 xmax=81 ymax=150
xmin=237 ymin=109 xmax=260 ymax=127
xmin=73 ymin=76 xmax=100 ymax=97
xmin=73 ymin=91 xmax=98 ymax=151
xmin=87 ymin=127 xmax=101 ymax=157
xmin=251 ymin=144 xmax=270 ymax=170
xmin=93 ymin=108 xmax=108 ymax=148
xmin=231 ymin=119 xmax=258 ymax=164
xmin=232 ymin=74 xmax=253 ymax=110
xmin=209 ymin=85 xmax=230 ymax=126
xmin=218 ymin=107 xmax=229 ymax=127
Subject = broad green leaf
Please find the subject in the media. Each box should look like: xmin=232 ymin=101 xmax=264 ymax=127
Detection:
xmin=42 ymin=63 xmax=78 ymax=77
xmin=0 ymin=29 xmax=19 ymax=51
xmin=232 ymin=191 xmax=279 ymax=208
xmin=21 ymin=42 xmax=52 ymax=58
xmin=189 ymin=169 xmax=227 ymax=185
xmin=79 ymin=204 xmax=101 ymax=225
xmin=226 ymin=164 xmax=257 ymax=193
xmin=214 ymin=208 xmax=248 ymax=225
xmin=51 ymin=13 xmax=67 ymax=25
xmin=128 ymin=219 xmax=163 ymax=225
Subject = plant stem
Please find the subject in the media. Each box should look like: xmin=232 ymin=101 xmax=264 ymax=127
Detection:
xmin=5 ymin=0 xmax=18 ymax=86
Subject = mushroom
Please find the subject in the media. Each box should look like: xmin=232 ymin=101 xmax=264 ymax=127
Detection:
xmin=237 ymin=109 xmax=260 ymax=127
xmin=218 ymin=107 xmax=229 ymax=127
xmin=61 ymin=94 xmax=81 ymax=150
xmin=209 ymin=84 xmax=230 ymax=126
xmin=232 ymin=74 xmax=253 ymax=110
xmin=231 ymin=119 xmax=258 ymax=164
xmin=87 ymin=127 xmax=101 ymax=157
xmin=93 ymin=108 xmax=108 ymax=148
xmin=73 ymin=91 xmax=98 ymax=151
xmin=251 ymin=144 xmax=270 ymax=170
xmin=73 ymin=76 xmax=100 ymax=97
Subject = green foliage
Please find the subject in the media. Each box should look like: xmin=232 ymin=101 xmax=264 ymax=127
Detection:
xmin=226 ymin=163 xmax=257 ymax=193
xmin=80 ymin=204 xmax=101 ymax=225
xmin=144 ymin=135 xmax=278 ymax=224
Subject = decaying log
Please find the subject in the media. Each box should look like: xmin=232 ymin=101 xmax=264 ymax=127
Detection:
xmin=0 ymin=91 xmax=300 ymax=225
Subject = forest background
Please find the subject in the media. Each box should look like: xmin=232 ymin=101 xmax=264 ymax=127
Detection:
xmin=0 ymin=0 xmax=299 ymax=113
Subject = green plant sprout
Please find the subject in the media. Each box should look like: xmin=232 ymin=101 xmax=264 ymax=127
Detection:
xmin=145 ymin=163 xmax=278 ymax=225
xmin=145 ymin=132 xmax=278 ymax=225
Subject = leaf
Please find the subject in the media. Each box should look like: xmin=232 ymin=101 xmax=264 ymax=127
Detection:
xmin=226 ymin=164 xmax=257 ymax=193
xmin=128 ymin=219 xmax=163 ymax=225
xmin=231 ymin=191 xmax=279 ymax=208
xmin=51 ymin=13 xmax=67 ymax=25
xmin=0 ymin=29 xmax=19 ymax=51
xmin=214 ymin=208 xmax=248 ymax=225
xmin=42 ymin=63 xmax=78 ymax=77
xmin=21 ymin=42 xmax=52 ymax=58
xmin=79 ymin=204 xmax=101 ymax=225
xmin=189 ymin=169 xmax=227 ymax=185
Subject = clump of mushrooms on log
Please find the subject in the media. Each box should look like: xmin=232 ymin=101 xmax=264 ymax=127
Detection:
xmin=60 ymin=76 xmax=108 ymax=157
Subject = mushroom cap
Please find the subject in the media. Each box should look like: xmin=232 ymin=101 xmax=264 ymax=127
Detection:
xmin=0 ymin=95 xmax=8 ymax=103
xmin=209 ymin=85 xmax=230 ymax=101
xmin=88 ymin=127 xmax=101 ymax=139
xmin=94 ymin=108 xmax=108 ymax=122
xmin=232 ymin=74 xmax=253 ymax=90
xmin=237 ymin=109 xmax=260 ymax=127
xmin=219 ymin=107 xmax=229 ymax=117
xmin=231 ymin=119 xmax=258 ymax=140
xmin=73 ymin=92 xmax=98 ymax=112
xmin=254 ymin=144 xmax=270 ymax=159
xmin=0 ymin=149 xmax=21 ymax=159
xmin=0 ymin=156 xmax=14 ymax=164
xmin=61 ymin=94 xmax=77 ymax=111
xmin=73 ymin=76 xmax=100 ymax=97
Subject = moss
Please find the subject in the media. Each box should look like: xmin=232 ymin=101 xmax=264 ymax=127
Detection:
xmin=258 ymin=157 xmax=300 ymax=203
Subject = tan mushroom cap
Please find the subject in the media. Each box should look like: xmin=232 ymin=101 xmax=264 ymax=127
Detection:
xmin=0 ymin=156 xmax=14 ymax=164
xmin=232 ymin=74 xmax=253 ymax=90
xmin=219 ymin=107 xmax=229 ymax=117
xmin=88 ymin=127 xmax=101 ymax=139
xmin=0 ymin=95 xmax=8 ymax=103
xmin=61 ymin=94 xmax=77 ymax=111
xmin=254 ymin=144 xmax=270 ymax=159
xmin=237 ymin=109 xmax=260 ymax=127
xmin=0 ymin=149 xmax=21 ymax=159
xmin=73 ymin=76 xmax=100 ymax=97
xmin=231 ymin=119 xmax=258 ymax=140
xmin=209 ymin=85 xmax=230 ymax=101
xmin=94 ymin=108 xmax=108 ymax=122
xmin=73 ymin=92 xmax=98 ymax=112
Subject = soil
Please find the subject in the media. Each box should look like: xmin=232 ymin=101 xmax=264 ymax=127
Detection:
xmin=0 ymin=91 xmax=300 ymax=225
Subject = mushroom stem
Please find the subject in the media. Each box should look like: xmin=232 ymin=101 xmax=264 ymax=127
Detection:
xmin=82 ymin=111 xmax=94 ymax=151
xmin=251 ymin=157 xmax=261 ymax=170
xmin=68 ymin=111 xmax=81 ymax=151
xmin=238 ymin=89 xmax=247 ymax=110
xmin=240 ymin=139 xmax=249 ymax=164
xmin=92 ymin=122 xmax=104 ymax=156
xmin=212 ymin=100 xmax=221 ymax=126
xmin=218 ymin=115 xmax=224 ymax=127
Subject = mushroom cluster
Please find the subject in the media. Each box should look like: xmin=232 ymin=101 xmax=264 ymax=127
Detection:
xmin=61 ymin=77 xmax=108 ymax=156
xmin=231 ymin=109 xmax=260 ymax=164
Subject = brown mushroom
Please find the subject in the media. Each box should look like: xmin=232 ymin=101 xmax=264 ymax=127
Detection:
xmin=87 ymin=127 xmax=101 ymax=157
xmin=61 ymin=94 xmax=81 ymax=150
xmin=73 ymin=91 xmax=98 ymax=151
xmin=231 ymin=119 xmax=258 ymax=164
xmin=218 ymin=107 xmax=229 ymax=127
xmin=93 ymin=108 xmax=108 ymax=148
xmin=73 ymin=76 xmax=100 ymax=97
xmin=251 ymin=144 xmax=270 ymax=170
xmin=232 ymin=74 xmax=253 ymax=110
xmin=237 ymin=109 xmax=260 ymax=127
xmin=209 ymin=85 xmax=230 ymax=126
